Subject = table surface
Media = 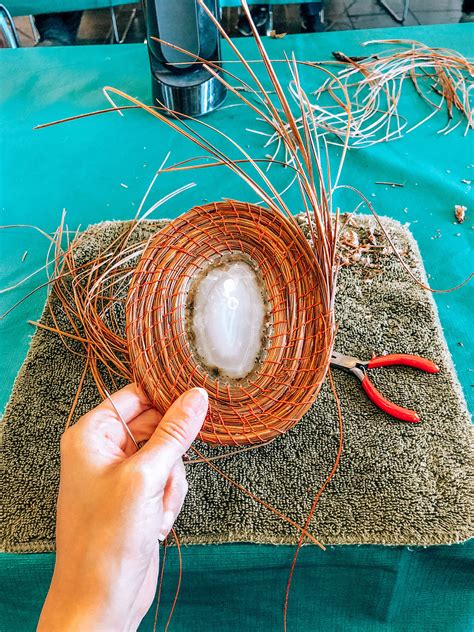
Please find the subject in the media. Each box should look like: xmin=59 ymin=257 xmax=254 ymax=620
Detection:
xmin=5 ymin=0 xmax=132 ymax=17
xmin=1 ymin=23 xmax=473 ymax=632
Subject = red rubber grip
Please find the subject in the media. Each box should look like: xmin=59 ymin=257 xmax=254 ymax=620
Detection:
xmin=361 ymin=375 xmax=420 ymax=423
xmin=368 ymin=354 xmax=439 ymax=373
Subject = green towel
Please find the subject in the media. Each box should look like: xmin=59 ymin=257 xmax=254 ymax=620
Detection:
xmin=1 ymin=215 xmax=472 ymax=553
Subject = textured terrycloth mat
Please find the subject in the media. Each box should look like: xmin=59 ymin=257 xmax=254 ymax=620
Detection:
xmin=1 ymin=215 xmax=473 ymax=553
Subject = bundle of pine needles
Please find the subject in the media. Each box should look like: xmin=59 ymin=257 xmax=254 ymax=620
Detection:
xmin=256 ymin=39 xmax=474 ymax=153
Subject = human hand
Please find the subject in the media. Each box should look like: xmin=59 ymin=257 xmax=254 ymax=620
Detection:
xmin=38 ymin=384 xmax=208 ymax=632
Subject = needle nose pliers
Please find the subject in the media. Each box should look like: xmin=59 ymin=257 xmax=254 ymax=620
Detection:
xmin=330 ymin=351 xmax=440 ymax=423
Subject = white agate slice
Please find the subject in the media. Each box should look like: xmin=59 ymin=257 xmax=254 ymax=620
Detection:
xmin=191 ymin=260 xmax=266 ymax=379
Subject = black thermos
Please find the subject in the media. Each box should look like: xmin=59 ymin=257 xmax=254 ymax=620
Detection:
xmin=143 ymin=0 xmax=226 ymax=117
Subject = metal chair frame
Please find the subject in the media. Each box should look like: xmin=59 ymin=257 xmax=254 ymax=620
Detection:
xmin=107 ymin=3 xmax=136 ymax=44
xmin=377 ymin=0 xmax=410 ymax=24
xmin=0 ymin=3 xmax=20 ymax=46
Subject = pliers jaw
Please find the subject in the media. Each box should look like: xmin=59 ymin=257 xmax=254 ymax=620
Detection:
xmin=330 ymin=351 xmax=367 ymax=382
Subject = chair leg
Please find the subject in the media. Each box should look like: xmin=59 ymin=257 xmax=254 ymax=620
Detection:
xmin=108 ymin=6 xmax=136 ymax=45
xmin=110 ymin=6 xmax=120 ymax=44
xmin=119 ymin=6 xmax=136 ymax=44
xmin=0 ymin=4 xmax=20 ymax=47
xmin=29 ymin=14 xmax=39 ymax=44
xmin=377 ymin=0 xmax=410 ymax=24
xmin=265 ymin=5 xmax=274 ymax=35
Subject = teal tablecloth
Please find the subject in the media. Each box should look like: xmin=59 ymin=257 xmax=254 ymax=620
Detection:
xmin=1 ymin=24 xmax=473 ymax=631
xmin=5 ymin=0 xmax=133 ymax=17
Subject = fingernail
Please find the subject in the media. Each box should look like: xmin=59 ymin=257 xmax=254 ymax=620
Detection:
xmin=181 ymin=388 xmax=208 ymax=417
xmin=158 ymin=510 xmax=175 ymax=541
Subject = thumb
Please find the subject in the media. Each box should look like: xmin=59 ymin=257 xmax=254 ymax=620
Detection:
xmin=134 ymin=387 xmax=208 ymax=478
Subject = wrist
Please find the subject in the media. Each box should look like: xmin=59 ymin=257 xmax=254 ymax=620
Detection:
xmin=38 ymin=567 xmax=130 ymax=632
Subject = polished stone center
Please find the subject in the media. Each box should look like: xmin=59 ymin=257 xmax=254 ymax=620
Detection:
xmin=191 ymin=259 xmax=266 ymax=379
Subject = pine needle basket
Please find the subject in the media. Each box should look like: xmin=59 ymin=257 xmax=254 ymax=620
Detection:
xmin=127 ymin=200 xmax=333 ymax=446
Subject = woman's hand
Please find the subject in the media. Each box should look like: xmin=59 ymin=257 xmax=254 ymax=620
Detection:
xmin=38 ymin=384 xmax=208 ymax=632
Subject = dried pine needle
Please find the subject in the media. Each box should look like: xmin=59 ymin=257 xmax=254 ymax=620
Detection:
xmin=269 ymin=39 xmax=474 ymax=150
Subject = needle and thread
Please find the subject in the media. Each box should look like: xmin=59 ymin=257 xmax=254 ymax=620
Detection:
xmin=104 ymin=389 xmax=140 ymax=451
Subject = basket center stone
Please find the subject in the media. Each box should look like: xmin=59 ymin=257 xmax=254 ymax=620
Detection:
xmin=191 ymin=259 xmax=266 ymax=379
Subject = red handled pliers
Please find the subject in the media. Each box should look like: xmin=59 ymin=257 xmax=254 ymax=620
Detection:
xmin=330 ymin=351 xmax=440 ymax=423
